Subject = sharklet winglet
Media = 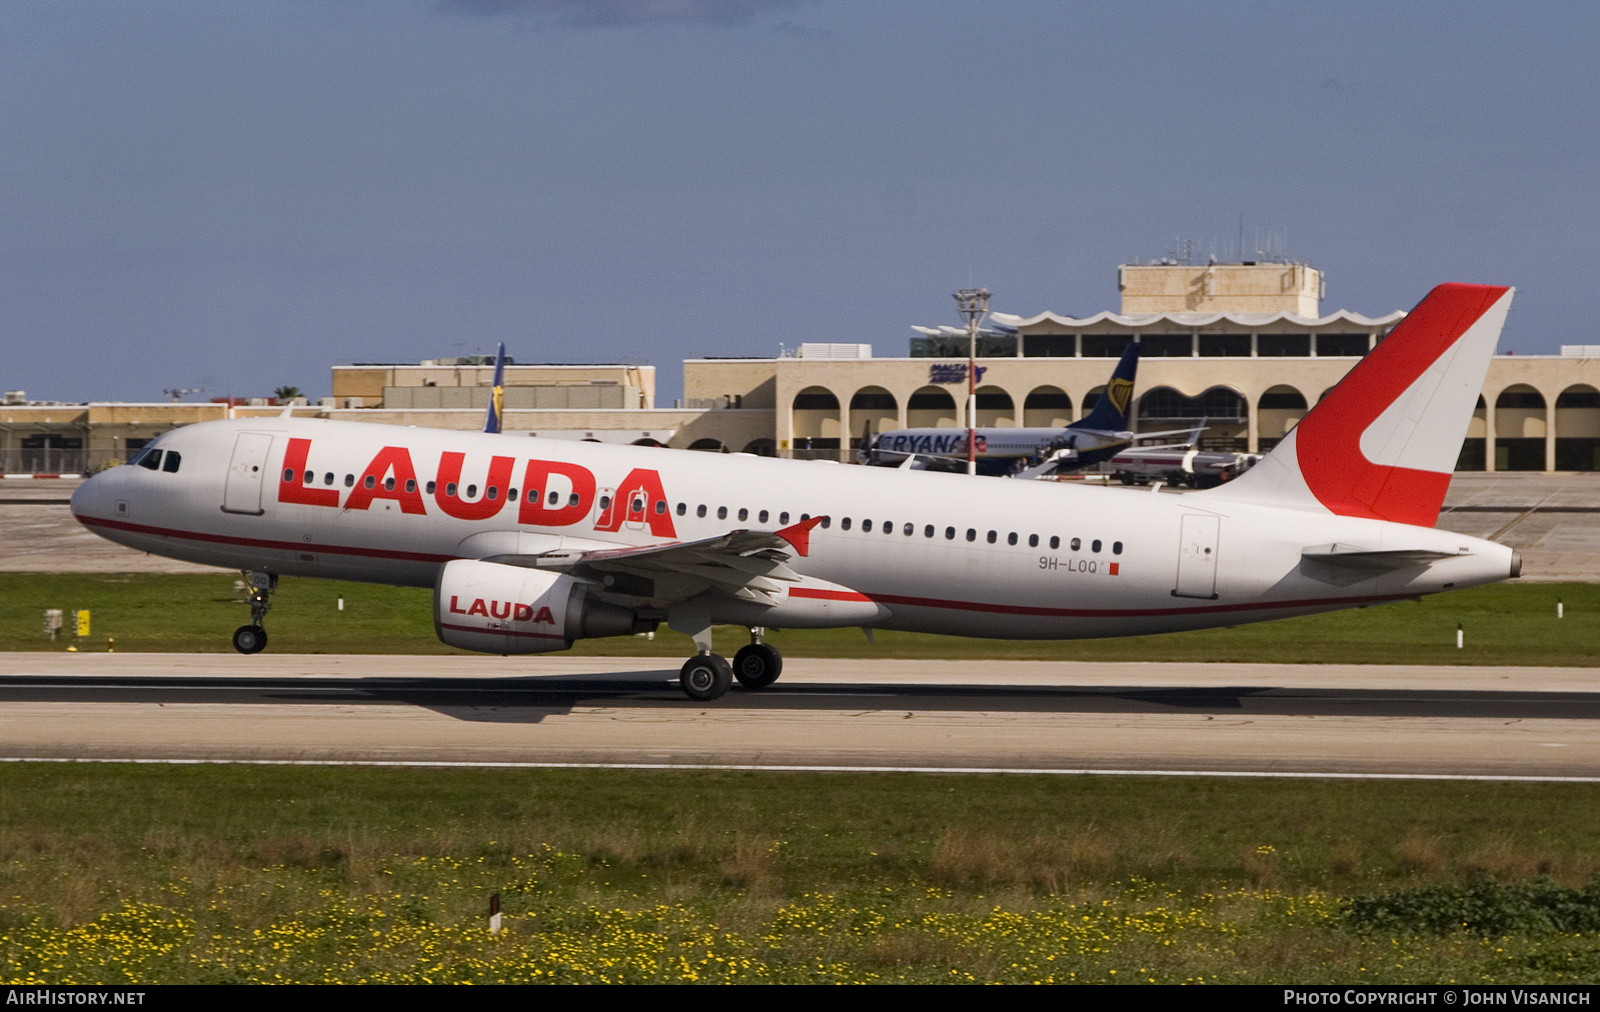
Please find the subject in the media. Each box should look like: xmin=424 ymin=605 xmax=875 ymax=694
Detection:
xmin=774 ymin=515 xmax=827 ymax=557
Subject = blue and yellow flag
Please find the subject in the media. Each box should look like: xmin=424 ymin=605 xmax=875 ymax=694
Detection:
xmin=483 ymin=343 xmax=506 ymax=434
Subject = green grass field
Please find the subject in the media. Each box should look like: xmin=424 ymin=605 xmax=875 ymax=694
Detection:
xmin=4 ymin=765 xmax=1600 ymax=983
xmin=1 ymin=572 xmax=1596 ymax=664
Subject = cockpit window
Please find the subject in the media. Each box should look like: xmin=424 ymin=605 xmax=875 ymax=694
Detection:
xmin=135 ymin=448 xmax=162 ymax=470
xmin=162 ymin=451 xmax=181 ymax=473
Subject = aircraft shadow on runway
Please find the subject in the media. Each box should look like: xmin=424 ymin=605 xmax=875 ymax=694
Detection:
xmin=2 ymin=674 xmax=1598 ymax=725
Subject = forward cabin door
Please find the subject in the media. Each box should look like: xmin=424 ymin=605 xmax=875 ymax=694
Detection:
xmin=222 ymin=433 xmax=274 ymax=515
xmin=1173 ymin=514 xmax=1220 ymax=599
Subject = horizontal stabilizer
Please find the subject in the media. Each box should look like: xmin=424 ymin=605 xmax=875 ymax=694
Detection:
xmin=1301 ymin=543 xmax=1463 ymax=571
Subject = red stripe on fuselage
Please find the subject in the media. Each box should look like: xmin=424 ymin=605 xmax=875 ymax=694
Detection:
xmin=866 ymin=590 xmax=1413 ymax=620
xmin=788 ymin=587 xmax=873 ymax=602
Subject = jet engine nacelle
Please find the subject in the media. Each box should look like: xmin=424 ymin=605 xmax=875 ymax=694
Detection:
xmin=434 ymin=558 xmax=652 ymax=654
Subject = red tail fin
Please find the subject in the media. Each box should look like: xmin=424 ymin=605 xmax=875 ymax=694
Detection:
xmin=1205 ymin=283 xmax=1513 ymax=526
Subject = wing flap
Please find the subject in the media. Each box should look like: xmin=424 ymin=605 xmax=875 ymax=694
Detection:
xmin=485 ymin=517 xmax=826 ymax=607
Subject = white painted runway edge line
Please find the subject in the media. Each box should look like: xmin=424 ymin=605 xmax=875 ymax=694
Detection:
xmin=4 ymin=757 xmax=1600 ymax=783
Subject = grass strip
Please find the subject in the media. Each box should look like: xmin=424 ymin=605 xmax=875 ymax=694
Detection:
xmin=0 ymin=573 xmax=1597 ymax=664
xmin=3 ymin=764 xmax=1600 ymax=983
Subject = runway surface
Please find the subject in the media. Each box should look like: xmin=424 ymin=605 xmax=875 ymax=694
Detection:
xmin=5 ymin=653 xmax=1600 ymax=779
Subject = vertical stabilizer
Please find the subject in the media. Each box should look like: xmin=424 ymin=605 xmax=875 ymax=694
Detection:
xmin=1200 ymin=283 xmax=1512 ymax=527
xmin=1072 ymin=343 xmax=1140 ymax=432
xmin=483 ymin=343 xmax=506 ymax=434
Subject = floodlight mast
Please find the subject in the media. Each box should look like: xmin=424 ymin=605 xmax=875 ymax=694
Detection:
xmin=953 ymin=288 xmax=990 ymax=476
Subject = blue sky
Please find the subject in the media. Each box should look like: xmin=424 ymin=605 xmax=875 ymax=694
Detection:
xmin=3 ymin=1 xmax=1597 ymax=403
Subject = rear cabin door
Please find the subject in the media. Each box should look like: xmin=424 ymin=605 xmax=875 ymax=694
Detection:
xmin=222 ymin=433 xmax=274 ymax=515
xmin=1173 ymin=514 xmax=1220 ymax=599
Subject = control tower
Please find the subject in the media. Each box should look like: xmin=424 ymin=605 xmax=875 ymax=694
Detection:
xmin=1118 ymin=261 xmax=1324 ymax=317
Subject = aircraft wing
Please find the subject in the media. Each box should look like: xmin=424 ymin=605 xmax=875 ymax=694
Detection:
xmin=1132 ymin=424 xmax=1207 ymax=444
xmin=487 ymin=517 xmax=825 ymax=606
xmin=1010 ymin=446 xmax=1081 ymax=480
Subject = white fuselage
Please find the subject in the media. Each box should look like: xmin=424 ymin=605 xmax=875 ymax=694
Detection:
xmin=71 ymin=417 xmax=1516 ymax=641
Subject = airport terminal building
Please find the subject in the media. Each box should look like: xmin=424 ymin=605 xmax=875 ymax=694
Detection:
xmin=679 ymin=262 xmax=1600 ymax=472
xmin=5 ymin=262 xmax=1599 ymax=474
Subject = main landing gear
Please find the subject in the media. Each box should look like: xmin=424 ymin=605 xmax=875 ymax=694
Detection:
xmin=677 ymin=626 xmax=783 ymax=701
xmin=232 ymin=571 xmax=276 ymax=655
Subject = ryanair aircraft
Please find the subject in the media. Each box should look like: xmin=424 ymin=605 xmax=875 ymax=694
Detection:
xmin=859 ymin=345 xmax=1191 ymax=476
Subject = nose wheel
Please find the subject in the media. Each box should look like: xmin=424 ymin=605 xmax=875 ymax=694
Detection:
xmin=232 ymin=624 xmax=268 ymax=654
xmin=232 ymin=571 xmax=277 ymax=655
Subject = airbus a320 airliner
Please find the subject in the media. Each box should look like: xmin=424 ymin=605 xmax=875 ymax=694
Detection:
xmin=71 ymin=284 xmax=1519 ymax=701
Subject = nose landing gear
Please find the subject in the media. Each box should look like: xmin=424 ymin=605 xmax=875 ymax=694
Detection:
xmin=232 ymin=572 xmax=276 ymax=655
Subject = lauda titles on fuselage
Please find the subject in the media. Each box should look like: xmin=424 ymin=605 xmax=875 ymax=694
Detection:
xmin=71 ymin=283 xmax=1522 ymax=701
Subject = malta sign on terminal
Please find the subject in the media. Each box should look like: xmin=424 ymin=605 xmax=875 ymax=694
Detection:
xmin=929 ymin=363 xmax=986 ymax=384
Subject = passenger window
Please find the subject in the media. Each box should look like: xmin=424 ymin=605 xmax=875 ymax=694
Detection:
xmin=447 ymin=482 xmax=458 ymax=497
xmin=162 ymin=451 xmax=181 ymax=473
xmin=780 ymin=512 xmax=791 ymax=525
xmin=467 ymin=485 xmax=478 ymax=498
xmin=303 ymin=470 xmax=315 ymax=484
xmin=738 ymin=508 xmax=748 ymax=521
xmin=1050 ymin=536 xmax=1060 ymax=550
xmin=861 ymin=519 xmax=871 ymax=532
xmin=324 ymin=473 xmax=334 ymax=486
xmin=819 ymin=517 xmax=830 ymax=528
xmin=1007 ymin=532 xmax=1017 ymax=546
xmin=697 ymin=505 xmax=707 ymax=518
xmin=568 ymin=493 xmax=580 ymax=507
xmin=841 ymin=518 xmax=852 ymax=531
xmin=904 ymin=523 xmax=913 ymax=536
xmin=966 ymin=529 xmax=976 ymax=542
xmin=1113 ymin=541 xmax=1123 ymax=555
xmin=1070 ymin=537 xmax=1081 ymax=551
xmin=759 ymin=510 xmax=769 ymax=523
xmin=717 ymin=506 xmax=727 ymax=520
xmin=1028 ymin=534 xmax=1038 ymax=548
xmin=548 ymin=491 xmax=560 ymax=506
xmin=925 ymin=525 xmax=934 ymax=538
xmin=945 ymin=527 xmax=955 ymax=540
xmin=633 ymin=497 xmax=645 ymax=513
xmin=364 ymin=476 xmax=376 ymax=489
xmin=283 ymin=468 xmax=295 ymax=482
xmin=1092 ymin=540 xmax=1102 ymax=553
xmin=599 ymin=495 xmax=611 ymax=510
xmin=677 ymin=502 xmax=686 ymax=516
xmin=655 ymin=500 xmax=667 ymax=515
xmin=485 ymin=485 xmax=496 ymax=499
xmin=345 ymin=474 xmax=355 ymax=487
xmin=508 ymin=488 xmax=518 ymax=501
xmin=408 ymin=479 xmax=419 ymax=494
xmin=384 ymin=477 xmax=396 ymax=491
xmin=986 ymin=531 xmax=997 ymax=544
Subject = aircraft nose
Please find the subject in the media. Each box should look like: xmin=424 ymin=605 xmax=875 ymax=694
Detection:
xmin=70 ymin=468 xmax=118 ymax=524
